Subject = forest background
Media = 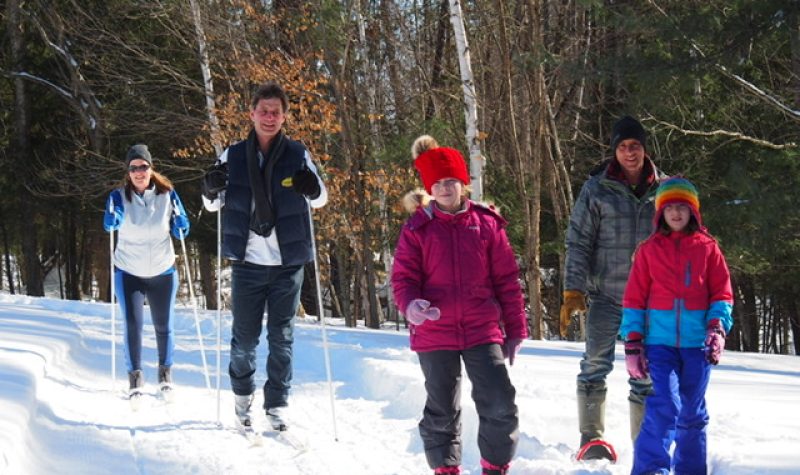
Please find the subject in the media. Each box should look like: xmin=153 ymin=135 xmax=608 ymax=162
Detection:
xmin=1 ymin=0 xmax=798 ymax=355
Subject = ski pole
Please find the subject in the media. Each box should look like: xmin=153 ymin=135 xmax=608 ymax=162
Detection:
xmin=307 ymin=200 xmax=338 ymax=441
xmin=215 ymin=203 xmax=222 ymax=425
xmin=109 ymin=199 xmax=116 ymax=391
xmin=173 ymin=201 xmax=212 ymax=391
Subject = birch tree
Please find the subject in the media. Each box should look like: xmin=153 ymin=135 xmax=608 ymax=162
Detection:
xmin=188 ymin=0 xmax=222 ymax=157
xmin=448 ymin=0 xmax=484 ymax=201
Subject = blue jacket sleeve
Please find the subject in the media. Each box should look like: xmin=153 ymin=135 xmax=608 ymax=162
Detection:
xmin=103 ymin=190 xmax=124 ymax=232
xmin=170 ymin=190 xmax=191 ymax=239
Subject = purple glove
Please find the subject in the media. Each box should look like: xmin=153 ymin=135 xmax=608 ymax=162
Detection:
xmin=502 ymin=338 xmax=524 ymax=366
xmin=405 ymin=299 xmax=441 ymax=326
xmin=624 ymin=333 xmax=648 ymax=380
xmin=705 ymin=319 xmax=726 ymax=365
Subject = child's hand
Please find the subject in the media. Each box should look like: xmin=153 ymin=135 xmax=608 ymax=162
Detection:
xmin=705 ymin=319 xmax=726 ymax=365
xmin=405 ymin=299 xmax=441 ymax=326
xmin=502 ymin=338 xmax=524 ymax=365
xmin=624 ymin=332 xmax=649 ymax=379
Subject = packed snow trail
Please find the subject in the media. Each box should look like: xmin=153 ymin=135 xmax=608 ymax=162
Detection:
xmin=2 ymin=294 xmax=800 ymax=474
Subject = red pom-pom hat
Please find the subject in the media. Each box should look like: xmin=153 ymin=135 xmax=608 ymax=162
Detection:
xmin=414 ymin=147 xmax=470 ymax=194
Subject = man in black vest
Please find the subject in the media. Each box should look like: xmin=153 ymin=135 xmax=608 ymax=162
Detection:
xmin=202 ymin=82 xmax=327 ymax=432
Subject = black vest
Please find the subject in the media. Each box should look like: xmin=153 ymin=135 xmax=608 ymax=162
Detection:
xmin=222 ymin=135 xmax=313 ymax=266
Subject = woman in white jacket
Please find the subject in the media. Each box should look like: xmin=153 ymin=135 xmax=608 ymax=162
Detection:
xmin=103 ymin=144 xmax=190 ymax=401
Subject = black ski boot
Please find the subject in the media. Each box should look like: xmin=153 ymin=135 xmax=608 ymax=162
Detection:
xmin=128 ymin=370 xmax=144 ymax=410
xmin=158 ymin=365 xmax=174 ymax=402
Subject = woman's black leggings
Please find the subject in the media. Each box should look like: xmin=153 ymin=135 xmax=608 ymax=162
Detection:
xmin=114 ymin=268 xmax=178 ymax=372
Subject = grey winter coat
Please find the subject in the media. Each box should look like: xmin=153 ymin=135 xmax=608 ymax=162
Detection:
xmin=564 ymin=159 xmax=665 ymax=303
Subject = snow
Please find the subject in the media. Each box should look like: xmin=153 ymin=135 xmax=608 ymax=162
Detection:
xmin=1 ymin=293 xmax=798 ymax=475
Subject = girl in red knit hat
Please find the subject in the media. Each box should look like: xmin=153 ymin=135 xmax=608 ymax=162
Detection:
xmin=620 ymin=176 xmax=733 ymax=474
xmin=391 ymin=135 xmax=528 ymax=475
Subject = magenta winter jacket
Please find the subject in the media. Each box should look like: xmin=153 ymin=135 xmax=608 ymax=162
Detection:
xmin=391 ymin=201 xmax=528 ymax=352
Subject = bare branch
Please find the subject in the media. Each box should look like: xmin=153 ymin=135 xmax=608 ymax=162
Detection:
xmin=653 ymin=120 xmax=798 ymax=150
xmin=7 ymin=71 xmax=74 ymax=102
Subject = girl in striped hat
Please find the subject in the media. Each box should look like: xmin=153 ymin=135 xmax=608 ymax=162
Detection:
xmin=619 ymin=177 xmax=734 ymax=475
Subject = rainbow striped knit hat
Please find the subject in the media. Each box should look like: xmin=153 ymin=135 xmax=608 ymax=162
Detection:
xmin=654 ymin=176 xmax=702 ymax=226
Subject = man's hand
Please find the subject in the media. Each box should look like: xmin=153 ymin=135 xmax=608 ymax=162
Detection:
xmin=291 ymin=168 xmax=321 ymax=199
xmin=559 ymin=290 xmax=587 ymax=337
xmin=202 ymin=163 xmax=228 ymax=200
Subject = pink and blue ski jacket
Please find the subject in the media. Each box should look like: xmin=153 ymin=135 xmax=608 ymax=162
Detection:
xmin=620 ymin=230 xmax=733 ymax=347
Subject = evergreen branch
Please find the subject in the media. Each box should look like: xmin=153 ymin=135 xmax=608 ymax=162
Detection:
xmin=646 ymin=0 xmax=800 ymax=123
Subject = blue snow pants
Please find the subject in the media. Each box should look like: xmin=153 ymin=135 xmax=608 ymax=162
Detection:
xmin=229 ymin=261 xmax=303 ymax=410
xmin=115 ymin=268 xmax=178 ymax=372
xmin=631 ymin=345 xmax=711 ymax=475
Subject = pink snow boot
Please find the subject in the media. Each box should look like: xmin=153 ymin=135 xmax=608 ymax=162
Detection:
xmin=433 ymin=466 xmax=461 ymax=474
xmin=480 ymin=459 xmax=510 ymax=475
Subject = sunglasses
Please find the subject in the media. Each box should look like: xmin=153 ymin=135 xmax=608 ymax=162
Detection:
xmin=128 ymin=164 xmax=151 ymax=173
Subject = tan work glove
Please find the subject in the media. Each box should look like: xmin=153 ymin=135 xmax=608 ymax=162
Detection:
xmin=559 ymin=290 xmax=587 ymax=337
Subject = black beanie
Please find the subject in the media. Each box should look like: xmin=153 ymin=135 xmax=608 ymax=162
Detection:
xmin=610 ymin=116 xmax=647 ymax=151
xmin=126 ymin=144 xmax=152 ymax=166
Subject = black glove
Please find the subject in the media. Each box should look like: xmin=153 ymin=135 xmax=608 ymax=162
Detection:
xmin=292 ymin=167 xmax=321 ymax=199
xmin=202 ymin=162 xmax=228 ymax=200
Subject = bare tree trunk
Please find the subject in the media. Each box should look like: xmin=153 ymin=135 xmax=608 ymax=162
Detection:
xmin=198 ymin=252 xmax=218 ymax=310
xmin=352 ymin=265 xmax=362 ymax=327
xmin=493 ymin=1 xmax=536 ymax=337
xmin=332 ymin=244 xmax=351 ymax=325
xmin=789 ymin=296 xmax=800 ymax=355
xmin=9 ymin=0 xmax=44 ymax=296
xmin=0 ymin=209 xmax=15 ymax=294
xmin=80 ymin=225 xmax=93 ymax=298
xmin=188 ymin=0 xmax=224 ymax=157
xmin=355 ymin=0 xmax=393 ymax=326
xmin=734 ymin=273 xmax=759 ymax=352
xmin=64 ymin=213 xmax=80 ymax=300
xmin=791 ymin=3 xmax=800 ymax=109
xmin=448 ymin=0 xmax=484 ymax=201
xmin=380 ymin=0 xmax=407 ymax=122
xmin=362 ymin=233 xmax=381 ymax=329
xmin=91 ymin=228 xmax=112 ymax=302
xmin=426 ymin=0 xmax=449 ymax=121
xmin=525 ymin=67 xmax=547 ymax=340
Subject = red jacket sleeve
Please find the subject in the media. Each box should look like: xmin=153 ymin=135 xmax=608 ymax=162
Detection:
xmin=488 ymin=221 xmax=528 ymax=340
xmin=620 ymin=242 xmax=652 ymax=339
xmin=706 ymin=241 xmax=734 ymax=331
xmin=391 ymin=223 xmax=423 ymax=315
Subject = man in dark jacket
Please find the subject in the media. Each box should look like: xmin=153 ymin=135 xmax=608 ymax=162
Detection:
xmin=202 ymin=82 xmax=327 ymax=432
xmin=561 ymin=116 xmax=664 ymax=461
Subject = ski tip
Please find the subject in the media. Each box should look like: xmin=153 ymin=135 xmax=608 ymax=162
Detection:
xmin=272 ymin=431 xmax=308 ymax=453
xmin=250 ymin=434 xmax=264 ymax=447
xmin=160 ymin=386 xmax=176 ymax=403
xmin=129 ymin=394 xmax=143 ymax=411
